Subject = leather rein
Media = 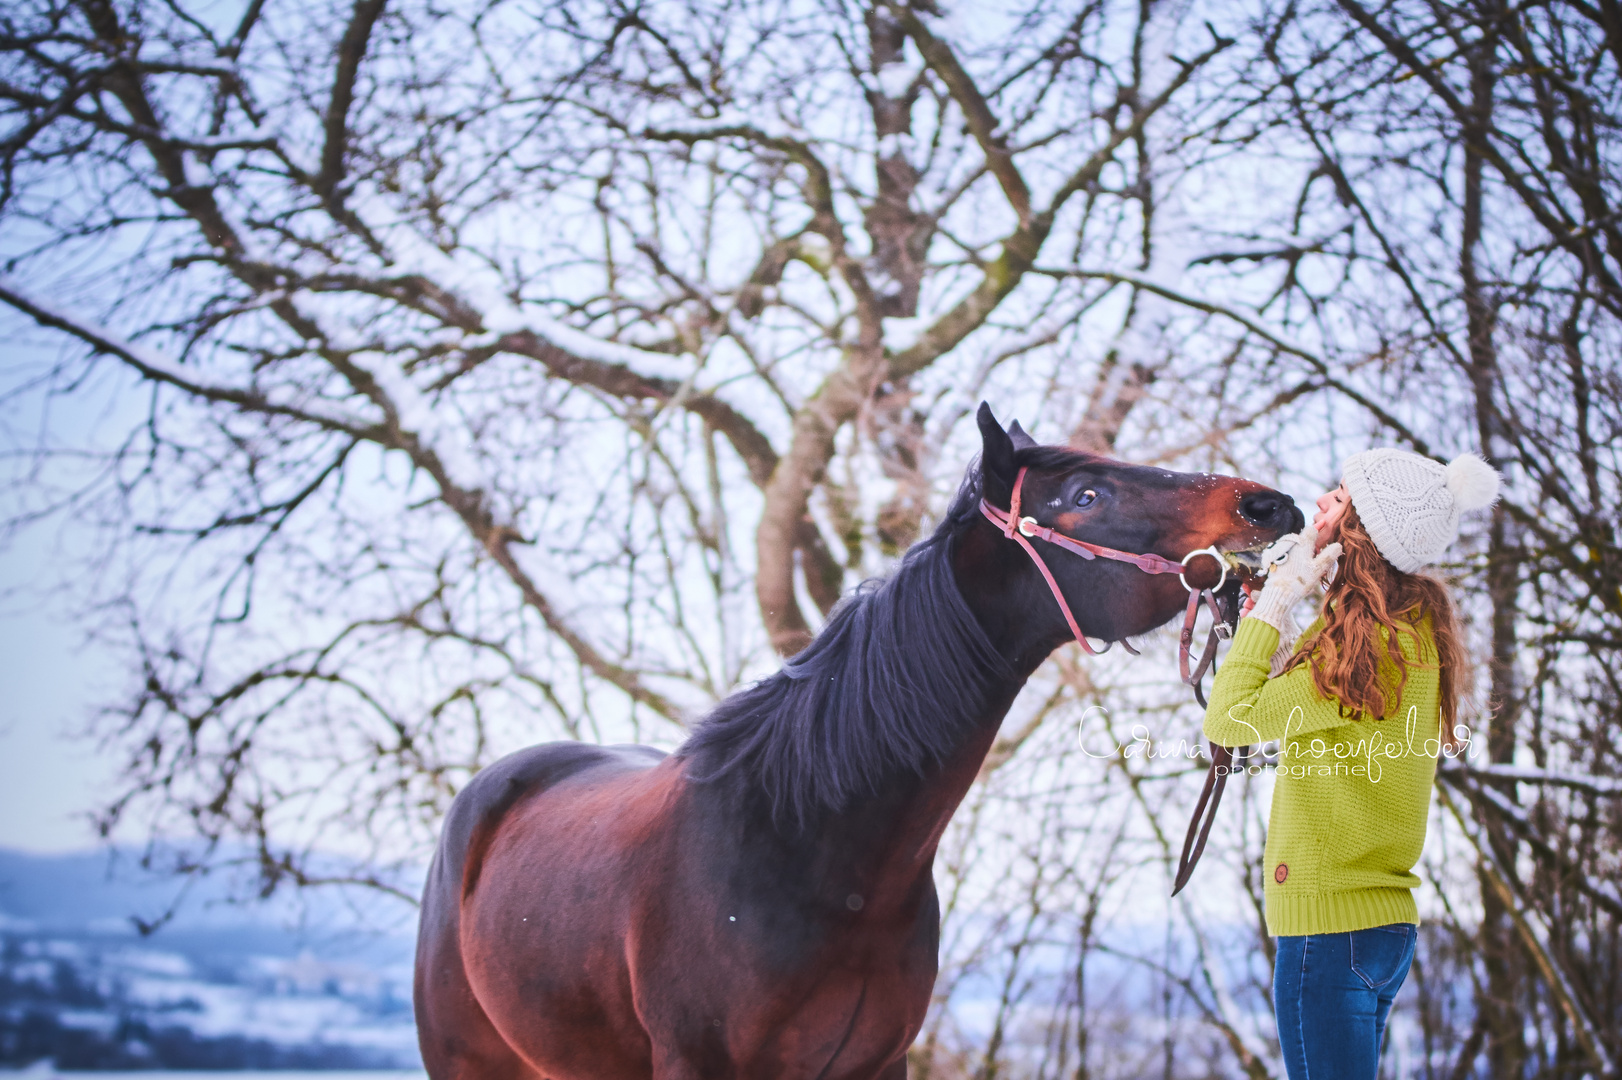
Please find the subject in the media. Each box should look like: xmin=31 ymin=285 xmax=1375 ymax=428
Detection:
xmin=979 ymin=466 xmax=1243 ymax=897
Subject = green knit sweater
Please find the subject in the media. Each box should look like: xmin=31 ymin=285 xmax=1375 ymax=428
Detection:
xmin=1203 ymin=612 xmax=1443 ymax=936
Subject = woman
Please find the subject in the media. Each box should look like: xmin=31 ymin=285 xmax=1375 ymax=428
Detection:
xmin=1204 ymin=448 xmax=1500 ymax=1079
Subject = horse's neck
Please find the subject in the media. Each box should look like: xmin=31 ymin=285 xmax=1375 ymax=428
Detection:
xmin=827 ymin=521 xmax=1062 ymax=889
xmin=895 ymin=691 xmax=1020 ymax=862
xmin=791 ymin=521 xmax=1061 ymax=904
xmin=951 ymin=518 xmax=1073 ymax=674
xmin=827 ymin=682 xmax=1025 ymax=900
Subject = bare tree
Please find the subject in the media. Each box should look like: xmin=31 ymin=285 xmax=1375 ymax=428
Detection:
xmin=0 ymin=0 xmax=1243 ymax=887
xmin=1192 ymin=3 xmax=1622 ymax=1074
xmin=3 ymin=0 xmax=1619 ymax=1076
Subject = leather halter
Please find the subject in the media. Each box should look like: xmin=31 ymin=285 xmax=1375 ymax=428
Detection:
xmin=979 ymin=466 xmax=1245 ymax=898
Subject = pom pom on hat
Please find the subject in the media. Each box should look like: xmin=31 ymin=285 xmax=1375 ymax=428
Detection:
xmin=1340 ymin=448 xmax=1503 ymax=573
xmin=1445 ymin=453 xmax=1501 ymax=512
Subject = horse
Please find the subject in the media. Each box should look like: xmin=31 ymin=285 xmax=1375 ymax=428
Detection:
xmin=414 ymin=403 xmax=1303 ymax=1080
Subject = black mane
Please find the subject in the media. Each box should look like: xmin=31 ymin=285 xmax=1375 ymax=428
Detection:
xmin=676 ymin=459 xmax=1029 ymax=828
xmin=1008 ymin=444 xmax=1102 ymax=472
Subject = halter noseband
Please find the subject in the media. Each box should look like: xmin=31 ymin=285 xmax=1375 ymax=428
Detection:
xmin=980 ymin=465 xmax=1243 ymax=898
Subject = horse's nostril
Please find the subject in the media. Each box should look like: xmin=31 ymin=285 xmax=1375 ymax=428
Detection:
xmin=1240 ymin=492 xmax=1297 ymax=529
xmin=1240 ymin=494 xmax=1277 ymax=523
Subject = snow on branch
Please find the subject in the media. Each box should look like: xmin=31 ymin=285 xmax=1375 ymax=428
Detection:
xmin=1440 ymin=760 xmax=1622 ymax=797
xmin=384 ymin=229 xmax=694 ymax=381
xmin=0 ymin=276 xmax=376 ymax=436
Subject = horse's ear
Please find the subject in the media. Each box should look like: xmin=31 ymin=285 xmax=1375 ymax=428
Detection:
xmin=1008 ymin=420 xmax=1038 ymax=450
xmin=977 ymin=402 xmax=1017 ymax=508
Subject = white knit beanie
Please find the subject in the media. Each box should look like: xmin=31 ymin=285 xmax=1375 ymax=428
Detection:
xmin=1340 ymin=449 xmax=1503 ymax=572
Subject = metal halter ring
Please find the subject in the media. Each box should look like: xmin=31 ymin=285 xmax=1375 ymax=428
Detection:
xmin=1178 ymin=546 xmax=1228 ymax=594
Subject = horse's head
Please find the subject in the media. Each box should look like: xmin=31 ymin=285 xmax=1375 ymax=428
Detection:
xmin=955 ymin=403 xmax=1303 ymax=666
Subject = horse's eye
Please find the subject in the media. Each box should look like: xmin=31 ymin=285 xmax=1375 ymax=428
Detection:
xmin=1076 ymin=489 xmax=1098 ymax=508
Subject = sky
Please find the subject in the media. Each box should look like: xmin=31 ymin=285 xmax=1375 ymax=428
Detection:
xmin=0 ymin=522 xmax=117 ymax=852
xmin=0 ymin=331 xmax=125 ymax=855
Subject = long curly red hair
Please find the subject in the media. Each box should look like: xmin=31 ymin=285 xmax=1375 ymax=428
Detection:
xmin=1282 ymin=505 xmax=1469 ymax=745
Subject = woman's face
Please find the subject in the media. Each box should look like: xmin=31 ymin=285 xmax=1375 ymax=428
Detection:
xmin=1313 ymin=482 xmax=1352 ymax=553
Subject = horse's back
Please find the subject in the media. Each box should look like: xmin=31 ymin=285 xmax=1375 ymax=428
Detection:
xmin=433 ymin=741 xmax=667 ymax=898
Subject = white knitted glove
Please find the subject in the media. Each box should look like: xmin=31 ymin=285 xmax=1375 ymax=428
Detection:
xmin=1246 ymin=527 xmax=1341 ymax=632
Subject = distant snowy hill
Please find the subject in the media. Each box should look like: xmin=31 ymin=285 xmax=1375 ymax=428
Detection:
xmin=0 ymin=848 xmax=422 ymax=1070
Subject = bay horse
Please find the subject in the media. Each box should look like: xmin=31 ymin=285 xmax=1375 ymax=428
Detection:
xmin=414 ymin=404 xmax=1303 ymax=1080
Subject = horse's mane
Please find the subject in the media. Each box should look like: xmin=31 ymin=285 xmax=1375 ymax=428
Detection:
xmin=676 ymin=450 xmax=1086 ymax=828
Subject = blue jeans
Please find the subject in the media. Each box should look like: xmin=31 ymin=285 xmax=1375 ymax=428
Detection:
xmin=1273 ymin=924 xmax=1417 ymax=1079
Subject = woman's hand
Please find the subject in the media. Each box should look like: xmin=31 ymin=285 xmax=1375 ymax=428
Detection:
xmin=1246 ymin=526 xmax=1342 ymax=631
xmin=1240 ymin=531 xmax=1303 ymax=615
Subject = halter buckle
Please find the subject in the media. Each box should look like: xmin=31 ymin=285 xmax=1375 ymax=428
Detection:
xmin=1214 ymin=622 xmax=1233 ymax=640
xmin=1017 ymin=516 xmax=1040 ymax=537
xmin=1178 ymin=546 xmax=1228 ymax=594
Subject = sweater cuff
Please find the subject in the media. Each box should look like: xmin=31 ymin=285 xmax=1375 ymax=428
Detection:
xmin=1230 ymin=616 xmax=1282 ymax=662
